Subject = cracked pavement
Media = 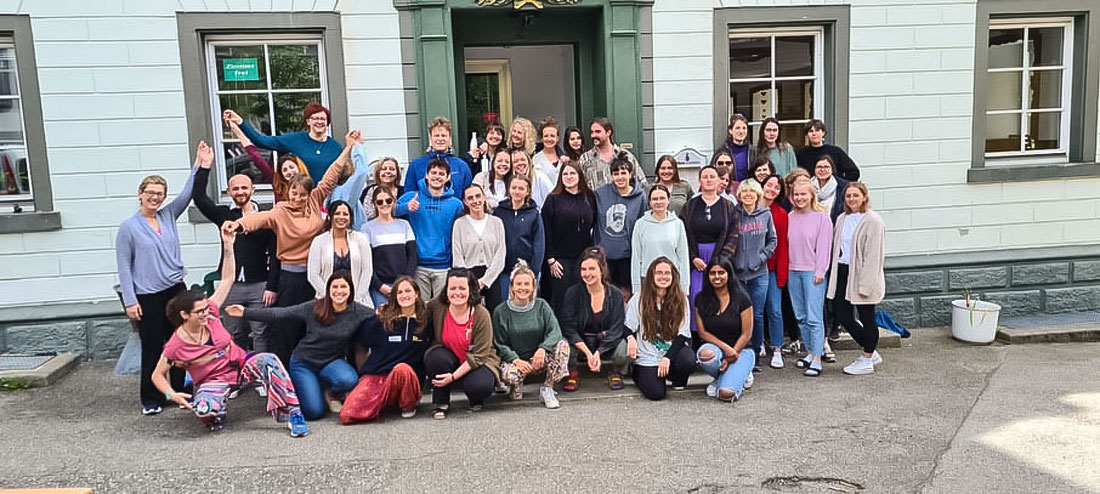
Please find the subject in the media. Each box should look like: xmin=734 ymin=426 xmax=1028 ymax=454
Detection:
xmin=0 ymin=329 xmax=1096 ymax=493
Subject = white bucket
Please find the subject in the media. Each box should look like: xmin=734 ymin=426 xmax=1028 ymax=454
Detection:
xmin=950 ymin=299 xmax=1002 ymax=344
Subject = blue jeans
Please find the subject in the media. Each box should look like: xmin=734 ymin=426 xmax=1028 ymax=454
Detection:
xmin=741 ymin=274 xmax=768 ymax=353
xmin=788 ymin=270 xmax=826 ymax=358
xmin=696 ymin=344 xmax=755 ymax=401
xmin=764 ymin=271 xmax=785 ymax=348
xmin=288 ymin=355 xmax=358 ymax=420
xmin=369 ymin=288 xmax=388 ymax=309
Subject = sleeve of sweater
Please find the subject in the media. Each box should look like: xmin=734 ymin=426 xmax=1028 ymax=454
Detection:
xmin=239 ymin=122 xmax=290 ymax=153
xmin=165 ymin=167 xmax=197 ymax=220
xmin=355 ymin=233 xmax=374 ymax=308
xmin=538 ymin=300 xmax=564 ymax=351
xmin=115 ymin=224 xmax=138 ymax=307
xmin=684 ymin=199 xmax=700 ymax=261
xmin=630 ymin=222 xmax=644 ymax=294
xmin=236 ymin=208 xmax=277 ymax=233
xmin=311 ymin=149 xmax=347 ymax=206
xmin=242 ymin=301 xmax=312 ymax=324
xmin=623 ymin=296 xmax=640 ymax=336
xmin=676 ymin=223 xmax=691 ymax=294
xmin=838 ymin=149 xmax=861 ymax=182
xmin=541 ymin=197 xmax=559 ymax=261
xmin=192 ymin=167 xmax=228 ymax=226
xmin=244 ymin=145 xmax=274 ymax=184
xmin=403 ymin=222 xmax=419 ymax=276
xmin=761 ymin=214 xmax=777 ymax=265
xmin=451 ymin=218 xmax=469 ymax=268
xmin=395 ymin=190 xmax=415 ymax=218
xmin=265 ymin=232 xmax=281 ymax=292
xmin=720 ymin=201 xmax=741 ymax=257
xmin=856 ymin=214 xmax=886 ymax=296
xmin=560 ymin=286 xmax=583 ymax=345
xmin=491 ymin=306 xmax=519 ymax=363
xmin=464 ymin=306 xmax=498 ymax=371
xmin=483 ymin=219 xmax=507 ymax=287
xmin=306 ymin=234 xmax=328 ymax=297
xmin=531 ymin=212 xmax=545 ymax=275
xmin=815 ymin=214 xmax=834 ymax=278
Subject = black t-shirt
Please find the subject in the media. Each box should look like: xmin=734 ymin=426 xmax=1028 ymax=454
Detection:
xmin=354 ymin=315 xmax=431 ymax=378
xmin=697 ymin=290 xmax=753 ymax=346
xmin=690 ymin=198 xmax=726 ymax=244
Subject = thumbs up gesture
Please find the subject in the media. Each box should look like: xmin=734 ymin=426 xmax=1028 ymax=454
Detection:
xmin=408 ymin=193 xmax=420 ymax=212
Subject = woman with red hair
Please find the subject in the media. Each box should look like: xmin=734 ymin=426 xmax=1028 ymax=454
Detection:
xmin=224 ymin=101 xmax=343 ymax=183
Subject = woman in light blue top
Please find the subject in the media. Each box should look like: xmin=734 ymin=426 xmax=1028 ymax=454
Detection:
xmin=115 ymin=141 xmax=204 ymax=415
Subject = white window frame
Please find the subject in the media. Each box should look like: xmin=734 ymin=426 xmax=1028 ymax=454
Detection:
xmin=0 ymin=39 xmax=32 ymax=208
xmin=204 ymin=34 xmax=329 ymax=200
xmin=727 ymin=27 xmax=825 ymax=141
xmin=985 ymin=17 xmax=1074 ymax=164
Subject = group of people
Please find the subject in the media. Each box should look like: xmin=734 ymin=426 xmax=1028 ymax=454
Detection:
xmin=115 ymin=102 xmax=886 ymax=437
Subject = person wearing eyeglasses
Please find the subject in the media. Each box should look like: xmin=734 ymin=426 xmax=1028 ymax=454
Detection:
xmin=224 ymin=102 xmax=343 ymax=184
xmin=363 ymin=188 xmax=418 ymax=309
xmin=681 ymin=164 xmax=740 ymax=345
xmin=116 ymin=141 xmax=204 ymax=416
xmin=709 ymin=150 xmax=738 ymax=197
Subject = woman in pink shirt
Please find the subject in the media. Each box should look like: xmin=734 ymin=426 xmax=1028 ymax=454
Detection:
xmin=786 ymin=180 xmax=833 ymax=377
xmin=152 ymin=229 xmax=309 ymax=437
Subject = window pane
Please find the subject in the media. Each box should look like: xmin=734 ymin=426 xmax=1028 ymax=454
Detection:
xmin=776 ymin=79 xmax=814 ymax=120
xmin=1026 ymin=111 xmax=1060 ymax=151
xmin=0 ymin=48 xmax=19 ymax=97
xmin=986 ymin=71 xmax=1022 ymax=111
xmin=730 ymin=81 xmax=771 ymax=122
xmin=988 ymin=28 xmax=1023 ymax=69
xmin=0 ymin=96 xmax=28 ymax=196
xmin=223 ymin=142 xmax=274 ymax=186
xmin=219 ymin=93 xmax=271 ymax=141
xmin=729 ymin=36 xmax=770 ymax=79
xmin=273 ymin=92 xmax=322 ymax=135
xmin=1028 ymin=27 xmax=1064 ymax=67
xmin=215 ymin=45 xmax=267 ymax=91
xmin=269 ymin=44 xmax=321 ymax=90
xmin=1029 ymin=69 xmax=1062 ymax=109
xmin=775 ymin=36 xmax=814 ymax=77
xmin=985 ymin=113 xmax=1021 ymax=153
xmin=779 ymin=122 xmax=807 ymax=151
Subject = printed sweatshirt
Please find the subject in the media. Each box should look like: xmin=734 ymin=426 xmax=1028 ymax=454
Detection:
xmin=733 ymin=204 xmax=777 ymax=282
xmin=594 ymin=180 xmax=647 ymax=260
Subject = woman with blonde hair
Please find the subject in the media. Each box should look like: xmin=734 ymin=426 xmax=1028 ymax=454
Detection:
xmin=827 ymin=182 xmax=886 ymax=375
xmin=493 ymin=260 xmax=570 ymax=409
xmin=359 ymin=157 xmax=403 ymax=221
xmin=510 ymin=148 xmax=554 ymax=207
xmin=471 ymin=148 xmax=511 ymax=211
xmin=508 ymin=117 xmax=537 ymax=155
xmin=786 ymin=180 xmax=833 ymax=376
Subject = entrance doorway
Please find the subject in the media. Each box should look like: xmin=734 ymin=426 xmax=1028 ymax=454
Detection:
xmin=463 ymin=45 xmax=577 ymax=140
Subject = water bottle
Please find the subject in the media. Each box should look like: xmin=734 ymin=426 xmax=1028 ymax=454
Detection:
xmin=470 ymin=132 xmax=478 ymax=156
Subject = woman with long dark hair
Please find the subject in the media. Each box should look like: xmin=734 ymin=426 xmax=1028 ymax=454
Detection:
xmin=340 ymin=276 xmax=431 ymax=423
xmin=652 ymin=155 xmax=694 ymax=218
xmin=559 ymin=247 xmax=629 ymax=391
xmin=471 ymin=148 xmax=512 ymax=211
xmin=562 ymin=126 xmax=587 ymax=164
xmin=760 ymin=174 xmax=790 ymax=369
xmin=227 ymin=271 xmax=376 ymax=420
xmin=467 ymin=122 xmax=505 ymax=177
xmin=755 ymin=117 xmax=797 ymax=176
xmin=625 ymin=257 xmax=694 ymax=401
xmin=716 ymin=114 xmax=755 ymax=184
xmin=308 ymin=200 xmax=374 ymax=308
xmin=423 ymin=268 xmax=501 ymax=419
xmin=695 ymin=257 xmax=755 ymax=402
xmin=541 ymin=161 xmax=597 ymax=315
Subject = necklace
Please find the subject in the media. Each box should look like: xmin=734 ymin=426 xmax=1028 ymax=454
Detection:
xmin=312 ymin=134 xmax=327 ymax=155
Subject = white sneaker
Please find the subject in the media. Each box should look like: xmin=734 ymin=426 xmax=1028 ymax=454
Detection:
xmin=758 ymin=347 xmax=767 ymax=358
xmin=706 ymin=380 xmax=717 ymax=397
xmin=227 ymin=389 xmax=239 ymax=400
xmin=744 ymin=373 xmax=754 ymax=389
xmin=539 ymin=386 xmax=560 ymax=409
xmin=400 ymin=408 xmax=416 ymax=419
xmin=770 ymin=352 xmax=784 ymax=369
xmin=255 ymin=386 xmax=267 ymax=398
xmin=871 ymin=351 xmax=883 ymax=366
xmin=843 ymin=357 xmax=875 ymax=375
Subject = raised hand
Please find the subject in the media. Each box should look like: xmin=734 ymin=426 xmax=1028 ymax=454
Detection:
xmin=223 ymin=109 xmax=242 ymax=126
xmin=196 ymin=141 xmax=214 ymax=169
xmin=345 ymin=129 xmax=362 ymax=146
xmin=407 ymin=193 xmax=420 ymax=212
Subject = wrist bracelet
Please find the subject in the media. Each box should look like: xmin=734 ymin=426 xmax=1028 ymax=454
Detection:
xmin=164 ymin=390 xmax=174 ymax=401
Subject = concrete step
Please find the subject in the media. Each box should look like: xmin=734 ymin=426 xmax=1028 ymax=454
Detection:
xmin=0 ymin=353 xmax=81 ymax=388
xmin=995 ymin=311 xmax=1100 ymax=344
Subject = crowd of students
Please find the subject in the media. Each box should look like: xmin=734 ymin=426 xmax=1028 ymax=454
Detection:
xmin=115 ymin=104 xmax=885 ymax=438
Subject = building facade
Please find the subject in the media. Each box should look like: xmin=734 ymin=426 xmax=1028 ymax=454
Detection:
xmin=0 ymin=0 xmax=1097 ymax=357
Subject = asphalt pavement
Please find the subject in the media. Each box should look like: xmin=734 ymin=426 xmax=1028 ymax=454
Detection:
xmin=0 ymin=328 xmax=1097 ymax=494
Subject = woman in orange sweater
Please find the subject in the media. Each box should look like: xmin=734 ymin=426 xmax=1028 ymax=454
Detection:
xmin=223 ymin=129 xmax=359 ymax=365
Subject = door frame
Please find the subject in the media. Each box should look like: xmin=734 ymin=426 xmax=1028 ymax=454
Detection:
xmin=463 ymin=58 xmax=514 ymax=133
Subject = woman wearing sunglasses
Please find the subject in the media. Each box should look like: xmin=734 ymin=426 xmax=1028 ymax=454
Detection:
xmin=362 ymin=188 xmax=418 ymax=309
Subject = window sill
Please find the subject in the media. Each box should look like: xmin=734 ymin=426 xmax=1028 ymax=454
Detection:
xmin=967 ymin=161 xmax=1100 ymax=183
xmin=0 ymin=210 xmax=61 ymax=234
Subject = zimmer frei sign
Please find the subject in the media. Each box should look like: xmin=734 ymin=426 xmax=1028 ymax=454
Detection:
xmin=223 ymin=58 xmax=260 ymax=82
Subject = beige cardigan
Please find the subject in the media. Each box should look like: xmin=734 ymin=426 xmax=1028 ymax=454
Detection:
xmin=307 ymin=229 xmax=374 ymax=308
xmin=827 ymin=211 xmax=886 ymax=304
xmin=451 ymin=214 xmax=507 ymax=289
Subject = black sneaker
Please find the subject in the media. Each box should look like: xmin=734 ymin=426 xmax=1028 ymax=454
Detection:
xmin=828 ymin=327 xmax=841 ymax=342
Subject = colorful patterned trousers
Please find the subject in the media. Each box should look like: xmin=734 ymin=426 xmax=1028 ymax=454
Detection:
xmin=191 ymin=352 xmax=300 ymax=430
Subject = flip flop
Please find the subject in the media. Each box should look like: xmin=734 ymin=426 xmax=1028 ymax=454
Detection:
xmin=563 ymin=371 xmax=579 ymax=392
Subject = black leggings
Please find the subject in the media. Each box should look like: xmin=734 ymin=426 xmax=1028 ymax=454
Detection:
xmin=631 ymin=346 xmax=695 ymax=401
xmin=547 ymin=258 xmax=580 ymax=317
xmin=272 ymin=269 xmax=315 ymax=368
xmin=832 ymin=264 xmax=878 ymax=353
xmin=136 ymin=283 xmax=186 ymax=407
xmin=423 ymin=346 xmax=496 ymax=407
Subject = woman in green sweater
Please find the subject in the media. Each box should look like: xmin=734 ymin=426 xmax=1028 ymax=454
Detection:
xmin=492 ymin=260 xmax=570 ymax=409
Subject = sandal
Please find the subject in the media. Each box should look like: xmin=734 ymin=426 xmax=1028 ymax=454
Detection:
xmin=804 ymin=365 xmax=822 ymax=377
xmin=432 ymin=406 xmax=448 ymax=420
xmin=563 ymin=371 xmax=579 ymax=392
xmin=608 ymin=373 xmax=624 ymax=390
xmin=795 ymin=357 xmax=812 ymax=369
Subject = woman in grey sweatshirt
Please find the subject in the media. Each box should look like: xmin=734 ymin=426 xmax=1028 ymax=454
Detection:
xmin=594 ymin=153 xmax=647 ymax=299
xmin=734 ymin=180 xmax=777 ymax=360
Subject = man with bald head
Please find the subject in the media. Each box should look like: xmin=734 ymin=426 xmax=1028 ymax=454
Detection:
xmin=193 ymin=150 xmax=280 ymax=359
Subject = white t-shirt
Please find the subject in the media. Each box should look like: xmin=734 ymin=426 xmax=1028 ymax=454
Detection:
xmin=838 ymin=213 xmax=864 ymax=265
xmin=468 ymin=215 xmax=489 ymax=236
xmin=623 ymin=294 xmax=691 ymax=367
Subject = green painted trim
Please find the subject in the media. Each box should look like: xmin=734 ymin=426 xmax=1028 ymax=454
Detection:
xmin=712 ymin=6 xmax=851 ymax=151
xmin=971 ymin=0 xmax=1100 ymax=173
xmin=0 ymin=15 xmax=55 ymax=217
xmin=0 ymin=211 xmax=60 ymax=234
xmin=176 ymin=12 xmax=349 ymax=203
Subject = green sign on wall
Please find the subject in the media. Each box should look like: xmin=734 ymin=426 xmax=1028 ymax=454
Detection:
xmin=223 ymin=58 xmax=259 ymax=82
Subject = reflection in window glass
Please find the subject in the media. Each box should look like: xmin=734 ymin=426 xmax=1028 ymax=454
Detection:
xmin=988 ymin=29 xmax=1023 ymax=69
xmin=775 ymin=36 xmax=814 ymax=77
xmin=1026 ymin=112 xmax=1060 ymax=151
xmin=1028 ymin=27 xmax=1063 ymax=67
xmin=986 ymin=71 xmax=1021 ymax=111
xmin=729 ymin=37 xmax=770 ymax=79
xmin=0 ymin=44 xmax=31 ymax=200
xmin=985 ymin=113 xmax=1021 ymax=153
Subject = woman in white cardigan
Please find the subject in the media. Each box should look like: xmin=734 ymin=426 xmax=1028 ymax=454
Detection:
xmin=826 ymin=182 xmax=885 ymax=376
xmin=308 ymin=200 xmax=374 ymax=308
xmin=452 ymin=183 xmax=507 ymax=310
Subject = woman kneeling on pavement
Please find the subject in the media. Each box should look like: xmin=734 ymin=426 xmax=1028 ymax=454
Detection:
xmin=153 ymin=229 xmax=309 ymax=437
xmin=695 ymin=257 xmax=756 ymax=402
xmin=227 ymin=271 xmax=375 ymax=420
xmin=625 ymin=257 xmax=694 ymax=401
xmin=423 ymin=268 xmax=501 ymax=419
xmin=493 ymin=260 xmax=570 ymax=409
xmin=560 ymin=246 xmax=630 ymax=391
xmin=340 ymin=276 xmax=431 ymax=423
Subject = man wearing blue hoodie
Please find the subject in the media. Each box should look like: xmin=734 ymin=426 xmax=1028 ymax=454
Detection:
xmin=404 ymin=116 xmax=473 ymax=195
xmin=396 ymin=158 xmax=464 ymax=300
